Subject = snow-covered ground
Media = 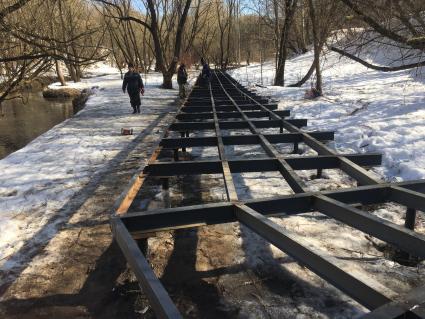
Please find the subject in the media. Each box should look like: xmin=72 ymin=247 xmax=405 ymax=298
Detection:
xmin=227 ymin=49 xmax=425 ymax=316
xmin=230 ymin=50 xmax=425 ymax=182
xmin=129 ymin=49 xmax=425 ymax=317
xmin=146 ymin=49 xmax=425 ymax=317
xmin=1 ymin=49 xmax=425 ymax=317
xmin=0 ymin=66 xmax=178 ymax=282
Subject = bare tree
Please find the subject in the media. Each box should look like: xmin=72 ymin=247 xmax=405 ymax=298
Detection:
xmin=0 ymin=0 xmax=109 ymax=103
xmin=274 ymin=0 xmax=298 ymax=86
xmin=331 ymin=0 xmax=425 ymax=71
xmin=97 ymin=0 xmax=194 ymax=89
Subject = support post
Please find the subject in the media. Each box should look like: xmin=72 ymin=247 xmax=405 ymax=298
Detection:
xmin=161 ymin=178 xmax=169 ymax=190
xmin=316 ymin=168 xmax=323 ymax=179
xmin=173 ymin=149 xmax=179 ymax=161
xmin=293 ymin=142 xmax=299 ymax=154
xmin=180 ymin=132 xmax=186 ymax=153
xmin=405 ymin=208 xmax=416 ymax=231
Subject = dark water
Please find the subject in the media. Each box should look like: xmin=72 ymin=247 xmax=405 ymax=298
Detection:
xmin=0 ymin=91 xmax=75 ymax=159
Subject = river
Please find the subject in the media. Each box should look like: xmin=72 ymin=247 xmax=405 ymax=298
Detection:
xmin=0 ymin=90 xmax=76 ymax=159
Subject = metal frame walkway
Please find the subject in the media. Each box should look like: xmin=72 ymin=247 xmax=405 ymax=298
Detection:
xmin=112 ymin=71 xmax=425 ymax=319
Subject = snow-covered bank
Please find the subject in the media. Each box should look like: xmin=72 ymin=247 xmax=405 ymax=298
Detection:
xmin=230 ymin=50 xmax=425 ymax=182
xmin=224 ymin=51 xmax=425 ymax=316
xmin=0 ymin=68 xmax=178 ymax=279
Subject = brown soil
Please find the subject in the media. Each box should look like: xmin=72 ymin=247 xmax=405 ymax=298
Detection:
xmin=0 ymin=110 xmax=174 ymax=319
xmin=43 ymin=87 xmax=81 ymax=98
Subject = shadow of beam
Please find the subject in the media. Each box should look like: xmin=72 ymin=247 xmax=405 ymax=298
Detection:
xmin=0 ymin=242 xmax=142 ymax=319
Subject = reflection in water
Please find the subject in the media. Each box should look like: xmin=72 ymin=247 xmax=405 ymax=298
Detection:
xmin=0 ymin=91 xmax=75 ymax=159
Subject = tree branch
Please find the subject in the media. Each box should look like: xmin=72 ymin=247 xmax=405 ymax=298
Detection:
xmin=339 ymin=0 xmax=425 ymax=51
xmin=330 ymin=46 xmax=425 ymax=71
xmin=0 ymin=0 xmax=32 ymax=20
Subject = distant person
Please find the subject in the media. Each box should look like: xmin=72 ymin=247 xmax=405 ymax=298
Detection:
xmin=177 ymin=63 xmax=188 ymax=99
xmin=122 ymin=63 xmax=144 ymax=114
xmin=200 ymin=58 xmax=211 ymax=86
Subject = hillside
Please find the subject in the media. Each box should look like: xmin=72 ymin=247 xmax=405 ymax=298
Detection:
xmin=230 ymin=48 xmax=425 ymax=182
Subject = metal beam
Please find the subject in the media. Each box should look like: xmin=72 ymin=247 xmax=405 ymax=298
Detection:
xmin=234 ymin=204 xmax=394 ymax=309
xmin=111 ymin=218 xmax=182 ymax=319
xmin=180 ymin=104 xmax=278 ymax=113
xmin=169 ymin=119 xmax=307 ymax=131
xmin=313 ymin=195 xmax=425 ymax=258
xmin=160 ymin=131 xmax=334 ymax=148
xmin=360 ymin=285 xmax=425 ymax=319
xmin=176 ymin=110 xmax=290 ymax=120
xmin=121 ymin=181 xmax=425 ymax=235
xmin=389 ymin=186 xmax=425 ymax=212
xmin=208 ymin=82 xmax=239 ymax=201
xmin=144 ymin=154 xmax=382 ymax=176
xmin=121 ymin=202 xmax=235 ymax=234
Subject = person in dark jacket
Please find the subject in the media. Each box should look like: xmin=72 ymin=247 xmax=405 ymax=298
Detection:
xmin=122 ymin=63 xmax=144 ymax=114
xmin=177 ymin=63 xmax=188 ymax=99
xmin=200 ymin=58 xmax=211 ymax=87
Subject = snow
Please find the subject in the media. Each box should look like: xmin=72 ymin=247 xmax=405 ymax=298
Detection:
xmin=148 ymin=49 xmax=425 ymax=316
xmin=1 ymin=47 xmax=425 ymax=317
xmin=135 ymin=47 xmax=425 ymax=316
xmin=229 ymin=49 xmax=425 ymax=182
xmin=0 ymin=66 xmax=178 ymax=277
xmin=225 ymin=49 xmax=425 ymax=316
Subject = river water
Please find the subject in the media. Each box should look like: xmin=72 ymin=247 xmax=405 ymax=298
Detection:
xmin=0 ymin=91 xmax=75 ymax=159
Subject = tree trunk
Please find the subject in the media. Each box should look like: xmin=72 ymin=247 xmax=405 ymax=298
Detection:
xmin=67 ymin=63 xmax=78 ymax=82
xmin=308 ymin=0 xmax=322 ymax=94
xmin=55 ymin=60 xmax=66 ymax=86
xmin=162 ymin=72 xmax=173 ymax=89
xmin=274 ymin=0 xmax=298 ymax=86
xmin=75 ymin=64 xmax=82 ymax=82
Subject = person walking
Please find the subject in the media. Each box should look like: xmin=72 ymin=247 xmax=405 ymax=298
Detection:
xmin=122 ymin=63 xmax=144 ymax=114
xmin=200 ymin=58 xmax=212 ymax=87
xmin=177 ymin=63 xmax=188 ymax=99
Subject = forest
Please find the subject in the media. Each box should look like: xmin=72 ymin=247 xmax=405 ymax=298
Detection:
xmin=1 ymin=0 xmax=425 ymax=103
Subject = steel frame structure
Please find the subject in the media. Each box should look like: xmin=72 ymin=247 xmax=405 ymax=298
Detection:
xmin=111 ymin=71 xmax=425 ymax=319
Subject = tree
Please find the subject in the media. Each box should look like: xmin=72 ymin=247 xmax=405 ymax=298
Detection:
xmin=97 ymin=0 xmax=194 ymax=89
xmin=0 ymin=0 xmax=108 ymax=103
xmin=274 ymin=0 xmax=298 ymax=86
xmin=331 ymin=0 xmax=425 ymax=71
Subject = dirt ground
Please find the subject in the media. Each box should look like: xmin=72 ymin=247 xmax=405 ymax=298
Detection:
xmin=1 ymin=113 xmax=424 ymax=318
xmin=129 ymin=174 xmax=368 ymax=319
xmin=0 ymin=110 xmax=174 ymax=319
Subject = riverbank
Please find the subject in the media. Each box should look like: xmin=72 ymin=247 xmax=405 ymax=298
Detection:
xmin=0 ymin=70 xmax=178 ymax=318
xmin=0 ymin=70 xmax=104 ymax=160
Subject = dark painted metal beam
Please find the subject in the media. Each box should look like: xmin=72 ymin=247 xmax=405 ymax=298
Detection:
xmin=169 ymin=119 xmax=307 ymax=131
xmin=160 ymin=132 xmax=334 ymax=148
xmin=176 ymin=110 xmax=290 ymax=120
xmin=111 ymin=218 xmax=182 ymax=319
xmin=389 ymin=186 xmax=425 ymax=212
xmin=209 ymin=83 xmax=239 ymax=201
xmin=121 ymin=181 xmax=425 ymax=235
xmin=144 ymin=154 xmax=382 ymax=176
xmin=360 ymin=285 xmax=425 ymax=319
xmin=234 ymin=204 xmax=393 ymax=310
xmin=180 ymin=104 xmax=278 ymax=113
xmin=121 ymin=202 xmax=235 ymax=234
xmin=313 ymin=195 xmax=425 ymax=258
